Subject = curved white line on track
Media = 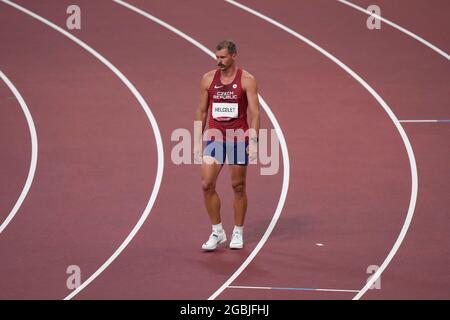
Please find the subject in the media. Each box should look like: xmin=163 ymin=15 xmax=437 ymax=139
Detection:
xmin=0 ymin=0 xmax=164 ymax=300
xmin=112 ymin=0 xmax=290 ymax=301
xmin=225 ymin=0 xmax=418 ymax=301
xmin=338 ymin=0 xmax=450 ymax=61
xmin=0 ymin=71 xmax=38 ymax=234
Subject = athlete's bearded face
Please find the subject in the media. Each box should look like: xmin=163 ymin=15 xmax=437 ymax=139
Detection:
xmin=215 ymin=48 xmax=236 ymax=71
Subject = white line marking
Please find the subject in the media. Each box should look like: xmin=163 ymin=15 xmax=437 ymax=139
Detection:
xmin=0 ymin=71 xmax=38 ymax=234
xmin=225 ymin=0 xmax=418 ymax=301
xmin=338 ymin=0 xmax=450 ymax=61
xmin=315 ymin=288 xmax=359 ymax=293
xmin=112 ymin=0 xmax=290 ymax=301
xmin=228 ymin=285 xmax=360 ymax=293
xmin=228 ymin=285 xmax=272 ymax=290
xmin=0 ymin=0 xmax=164 ymax=300
xmin=400 ymin=120 xmax=450 ymax=123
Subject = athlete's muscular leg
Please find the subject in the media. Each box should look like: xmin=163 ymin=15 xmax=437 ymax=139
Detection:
xmin=201 ymin=157 xmax=223 ymax=225
xmin=230 ymin=165 xmax=247 ymax=226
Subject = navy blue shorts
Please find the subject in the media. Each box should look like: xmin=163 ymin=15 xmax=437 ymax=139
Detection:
xmin=203 ymin=140 xmax=249 ymax=166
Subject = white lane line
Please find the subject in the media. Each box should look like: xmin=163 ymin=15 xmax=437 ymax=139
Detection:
xmin=338 ymin=0 xmax=450 ymax=61
xmin=0 ymin=0 xmax=164 ymax=300
xmin=400 ymin=120 xmax=450 ymax=123
xmin=112 ymin=0 xmax=290 ymax=301
xmin=228 ymin=285 xmax=360 ymax=293
xmin=0 ymin=71 xmax=38 ymax=234
xmin=225 ymin=0 xmax=418 ymax=301
xmin=228 ymin=285 xmax=272 ymax=290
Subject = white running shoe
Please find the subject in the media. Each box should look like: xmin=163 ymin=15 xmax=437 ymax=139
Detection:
xmin=229 ymin=231 xmax=244 ymax=249
xmin=202 ymin=231 xmax=227 ymax=251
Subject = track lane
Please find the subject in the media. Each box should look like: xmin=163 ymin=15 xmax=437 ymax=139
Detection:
xmin=348 ymin=0 xmax=450 ymax=54
xmin=112 ymin=0 xmax=290 ymax=301
xmin=225 ymin=0 xmax=448 ymax=299
xmin=12 ymin=0 xmax=284 ymax=299
xmin=0 ymin=1 xmax=159 ymax=299
xmin=0 ymin=70 xmax=38 ymax=234
xmin=121 ymin=0 xmax=412 ymax=299
xmin=0 ymin=74 xmax=32 ymax=232
xmin=225 ymin=0 xmax=418 ymax=301
xmin=239 ymin=0 xmax=450 ymax=121
xmin=364 ymin=124 xmax=450 ymax=299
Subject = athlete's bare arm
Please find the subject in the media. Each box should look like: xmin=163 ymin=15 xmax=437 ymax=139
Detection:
xmin=242 ymin=71 xmax=260 ymax=160
xmin=194 ymin=71 xmax=215 ymax=160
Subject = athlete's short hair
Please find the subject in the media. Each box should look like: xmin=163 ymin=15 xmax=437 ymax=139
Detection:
xmin=216 ymin=40 xmax=237 ymax=55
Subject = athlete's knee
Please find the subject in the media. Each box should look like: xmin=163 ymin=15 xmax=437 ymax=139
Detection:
xmin=232 ymin=181 xmax=246 ymax=197
xmin=202 ymin=180 xmax=216 ymax=194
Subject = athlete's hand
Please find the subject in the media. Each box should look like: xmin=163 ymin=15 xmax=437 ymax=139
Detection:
xmin=247 ymin=142 xmax=258 ymax=163
xmin=193 ymin=144 xmax=203 ymax=164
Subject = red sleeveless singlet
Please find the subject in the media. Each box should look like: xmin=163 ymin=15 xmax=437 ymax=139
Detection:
xmin=206 ymin=68 xmax=249 ymax=142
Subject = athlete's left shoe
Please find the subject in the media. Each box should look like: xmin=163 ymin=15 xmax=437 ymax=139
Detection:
xmin=202 ymin=231 xmax=227 ymax=251
xmin=229 ymin=231 xmax=244 ymax=249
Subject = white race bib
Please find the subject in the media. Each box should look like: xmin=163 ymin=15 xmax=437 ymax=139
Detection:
xmin=212 ymin=102 xmax=238 ymax=120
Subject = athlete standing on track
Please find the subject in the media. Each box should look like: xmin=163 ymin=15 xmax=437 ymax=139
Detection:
xmin=194 ymin=40 xmax=260 ymax=251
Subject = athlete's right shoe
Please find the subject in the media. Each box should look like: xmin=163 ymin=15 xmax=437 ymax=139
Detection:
xmin=202 ymin=231 xmax=227 ymax=251
xmin=229 ymin=231 xmax=244 ymax=249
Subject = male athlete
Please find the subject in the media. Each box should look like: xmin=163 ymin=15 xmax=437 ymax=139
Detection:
xmin=194 ymin=40 xmax=260 ymax=251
